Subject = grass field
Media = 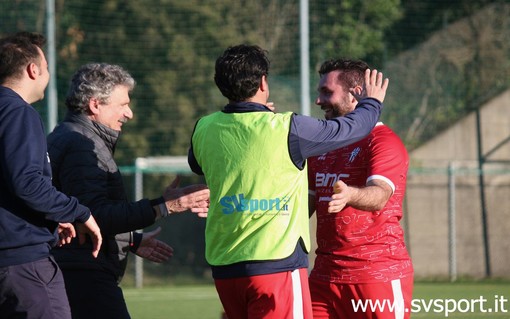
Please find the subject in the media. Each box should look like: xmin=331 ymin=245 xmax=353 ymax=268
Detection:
xmin=123 ymin=281 xmax=510 ymax=319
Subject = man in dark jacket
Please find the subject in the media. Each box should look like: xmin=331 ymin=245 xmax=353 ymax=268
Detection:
xmin=47 ymin=63 xmax=210 ymax=319
xmin=0 ymin=32 xmax=102 ymax=319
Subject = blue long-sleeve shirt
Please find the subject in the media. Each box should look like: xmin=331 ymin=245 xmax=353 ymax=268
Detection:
xmin=189 ymin=98 xmax=382 ymax=173
xmin=0 ymin=86 xmax=90 ymax=267
xmin=188 ymin=97 xmax=382 ymax=279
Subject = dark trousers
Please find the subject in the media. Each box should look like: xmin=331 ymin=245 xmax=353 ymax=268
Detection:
xmin=0 ymin=256 xmax=71 ymax=319
xmin=62 ymin=269 xmax=130 ymax=319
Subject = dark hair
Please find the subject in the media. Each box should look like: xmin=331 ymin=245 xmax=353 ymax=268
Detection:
xmin=318 ymin=58 xmax=369 ymax=89
xmin=0 ymin=32 xmax=46 ymax=84
xmin=65 ymin=63 xmax=135 ymax=113
xmin=214 ymin=44 xmax=270 ymax=102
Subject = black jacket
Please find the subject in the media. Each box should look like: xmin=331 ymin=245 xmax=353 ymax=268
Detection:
xmin=47 ymin=112 xmax=156 ymax=281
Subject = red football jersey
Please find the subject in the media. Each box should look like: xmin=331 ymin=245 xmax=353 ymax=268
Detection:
xmin=308 ymin=123 xmax=413 ymax=284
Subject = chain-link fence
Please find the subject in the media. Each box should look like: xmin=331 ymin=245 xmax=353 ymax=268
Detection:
xmin=2 ymin=0 xmax=509 ymax=282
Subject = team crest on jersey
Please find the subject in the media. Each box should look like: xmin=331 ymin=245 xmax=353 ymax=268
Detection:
xmin=348 ymin=147 xmax=361 ymax=163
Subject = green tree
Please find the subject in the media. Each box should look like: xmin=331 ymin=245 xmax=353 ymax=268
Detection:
xmin=382 ymin=1 xmax=510 ymax=149
xmin=310 ymin=0 xmax=403 ymax=68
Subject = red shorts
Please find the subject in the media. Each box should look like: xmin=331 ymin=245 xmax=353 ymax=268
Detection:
xmin=309 ymin=276 xmax=414 ymax=319
xmin=215 ymin=268 xmax=312 ymax=319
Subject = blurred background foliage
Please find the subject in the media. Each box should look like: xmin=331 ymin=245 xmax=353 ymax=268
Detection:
xmin=1 ymin=0 xmax=508 ymax=283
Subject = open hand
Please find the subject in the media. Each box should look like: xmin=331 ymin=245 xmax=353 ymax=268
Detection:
xmin=163 ymin=176 xmax=210 ymax=217
xmin=135 ymin=227 xmax=174 ymax=263
xmin=350 ymin=69 xmax=389 ymax=103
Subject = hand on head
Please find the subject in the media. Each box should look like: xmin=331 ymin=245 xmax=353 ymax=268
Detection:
xmin=350 ymin=69 xmax=389 ymax=103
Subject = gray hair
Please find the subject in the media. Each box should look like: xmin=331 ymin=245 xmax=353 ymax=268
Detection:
xmin=65 ymin=63 xmax=135 ymax=113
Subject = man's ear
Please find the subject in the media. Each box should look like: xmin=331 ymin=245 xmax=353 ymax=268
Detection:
xmin=88 ymin=98 xmax=100 ymax=115
xmin=27 ymin=63 xmax=38 ymax=80
xmin=349 ymin=85 xmax=363 ymax=102
xmin=260 ymin=75 xmax=269 ymax=92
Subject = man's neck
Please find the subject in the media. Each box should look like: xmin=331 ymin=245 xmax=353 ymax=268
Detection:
xmin=2 ymin=80 xmax=35 ymax=104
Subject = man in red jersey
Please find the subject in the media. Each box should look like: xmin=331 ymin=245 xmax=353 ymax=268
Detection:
xmin=308 ymin=58 xmax=413 ymax=319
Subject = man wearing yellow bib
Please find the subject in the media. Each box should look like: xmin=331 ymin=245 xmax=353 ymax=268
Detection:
xmin=188 ymin=44 xmax=389 ymax=319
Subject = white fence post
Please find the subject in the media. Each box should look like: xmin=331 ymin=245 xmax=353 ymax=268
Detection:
xmin=448 ymin=162 xmax=457 ymax=282
xmin=134 ymin=158 xmax=145 ymax=289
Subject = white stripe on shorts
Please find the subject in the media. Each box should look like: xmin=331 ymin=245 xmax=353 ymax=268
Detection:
xmin=291 ymin=269 xmax=304 ymax=319
xmin=391 ymin=279 xmax=405 ymax=319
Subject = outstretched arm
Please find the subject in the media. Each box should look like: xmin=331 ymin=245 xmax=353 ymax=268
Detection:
xmin=292 ymin=69 xmax=390 ymax=165
xmin=155 ymin=176 xmax=210 ymax=218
